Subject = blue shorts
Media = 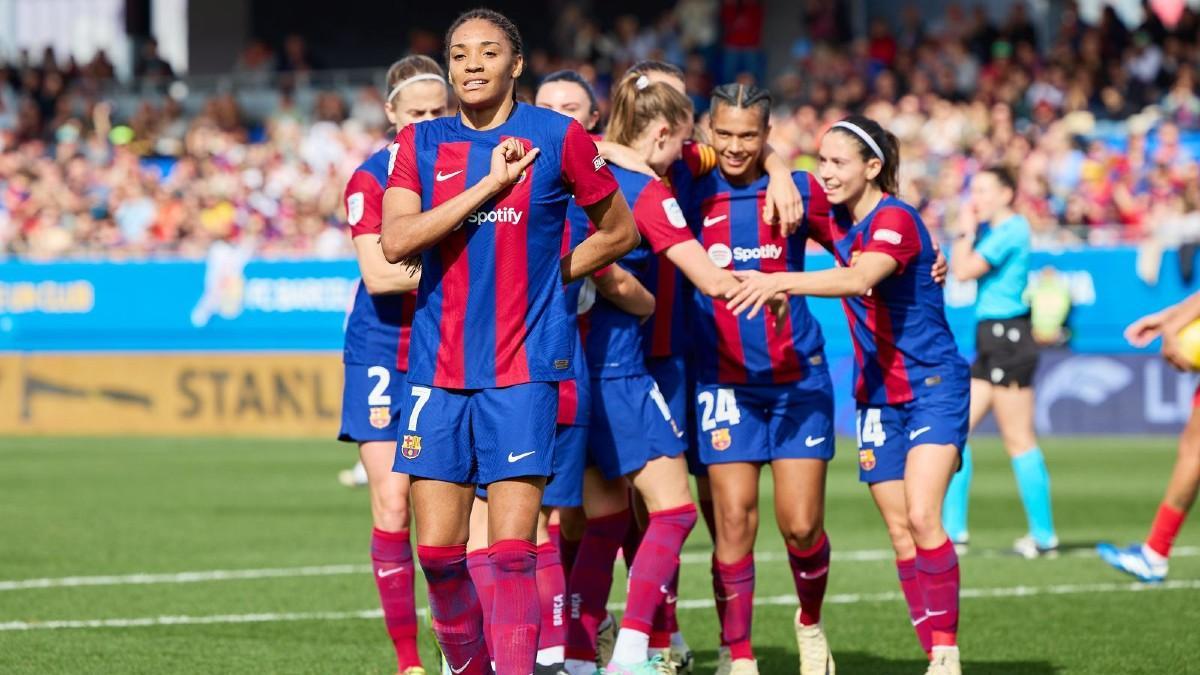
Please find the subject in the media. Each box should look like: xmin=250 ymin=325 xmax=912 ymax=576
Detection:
xmin=648 ymin=355 xmax=704 ymax=476
xmin=855 ymin=381 xmax=970 ymax=484
xmin=543 ymin=424 xmax=586 ymax=507
xmin=588 ymin=374 xmax=687 ymax=480
xmin=696 ymin=369 xmax=835 ymax=466
xmin=393 ymin=381 xmax=558 ymax=486
xmin=339 ymin=364 xmax=407 ymax=443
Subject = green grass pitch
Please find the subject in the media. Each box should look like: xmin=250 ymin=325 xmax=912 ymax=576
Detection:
xmin=0 ymin=436 xmax=1196 ymax=674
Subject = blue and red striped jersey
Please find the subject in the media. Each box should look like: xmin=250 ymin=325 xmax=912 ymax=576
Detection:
xmin=556 ymin=197 xmax=592 ymax=426
xmin=678 ymin=170 xmax=828 ymax=385
xmin=387 ymin=104 xmax=618 ymax=389
xmin=640 ymin=142 xmax=720 ymax=359
xmin=342 ymin=145 xmax=416 ymax=371
xmin=809 ymin=194 xmax=968 ymax=405
xmin=582 ymin=166 xmax=693 ymax=378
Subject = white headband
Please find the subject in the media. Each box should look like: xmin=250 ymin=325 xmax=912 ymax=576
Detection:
xmin=831 ymin=121 xmax=885 ymax=165
xmin=387 ymin=73 xmax=446 ymax=103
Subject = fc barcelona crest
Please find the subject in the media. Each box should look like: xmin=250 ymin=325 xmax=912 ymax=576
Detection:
xmin=859 ymin=449 xmax=876 ymax=471
xmin=401 ymin=434 xmax=422 ymax=459
xmin=369 ymin=406 xmax=391 ymax=429
xmin=710 ymin=428 xmax=731 ymax=451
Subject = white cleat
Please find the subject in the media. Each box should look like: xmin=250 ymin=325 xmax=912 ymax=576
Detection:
xmin=338 ymin=460 xmax=369 ymax=488
xmin=714 ymin=646 xmax=732 ymax=675
xmin=795 ymin=608 xmax=835 ymax=675
xmin=728 ymin=658 xmax=758 ymax=675
xmin=925 ymin=646 xmax=961 ymax=675
xmin=1013 ymin=533 xmax=1059 ymax=559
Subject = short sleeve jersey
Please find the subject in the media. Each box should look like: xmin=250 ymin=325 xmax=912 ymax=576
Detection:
xmin=974 ymin=213 xmax=1032 ymax=321
xmin=388 ymin=104 xmax=618 ymax=389
xmin=677 ymin=170 xmax=829 ymax=385
xmin=343 ymin=145 xmax=417 ymax=371
xmin=581 ymin=165 xmax=692 ymax=378
xmin=809 ymin=195 xmax=968 ymax=405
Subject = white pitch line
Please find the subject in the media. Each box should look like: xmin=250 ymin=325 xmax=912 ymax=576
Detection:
xmin=4 ymin=546 xmax=1196 ymax=593
xmin=1 ymin=578 xmax=1197 ymax=632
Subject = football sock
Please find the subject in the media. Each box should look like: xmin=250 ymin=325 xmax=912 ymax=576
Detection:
xmin=649 ymin=568 xmax=680 ymax=649
xmin=714 ymin=553 xmax=755 ymax=660
xmin=1146 ymin=502 xmax=1186 ymax=558
xmin=465 ymin=549 xmax=496 ymax=658
xmin=489 ymin=539 xmax=540 ymax=675
xmin=896 ymin=557 xmax=933 ymax=655
xmin=711 ymin=555 xmax=730 ymax=647
xmin=1011 ymin=446 xmax=1057 ymax=546
xmin=942 ymin=443 xmax=972 ymax=542
xmin=916 ymin=539 xmax=960 ymax=648
xmin=621 ymin=504 xmax=697 ymax=634
xmin=787 ymin=531 xmax=831 ymax=626
xmin=370 ymin=528 xmax=421 ymax=671
xmin=535 ymin=542 xmax=567 ymax=657
xmin=416 ymin=544 xmax=490 ymax=674
xmin=565 ymin=509 xmax=629 ymax=661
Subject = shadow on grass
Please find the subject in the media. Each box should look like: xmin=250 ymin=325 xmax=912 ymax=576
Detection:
xmin=694 ymin=647 xmax=1061 ymax=674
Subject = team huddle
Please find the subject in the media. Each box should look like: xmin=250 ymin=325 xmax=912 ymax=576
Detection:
xmin=336 ymin=8 xmax=970 ymax=675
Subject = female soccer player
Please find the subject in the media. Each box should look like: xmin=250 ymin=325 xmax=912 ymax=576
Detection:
xmin=337 ymin=54 xmax=449 ymax=675
xmin=562 ymin=71 xmax=701 ymax=675
xmin=727 ymin=115 xmax=970 ymax=675
xmin=380 ymin=10 xmax=638 ymax=675
xmin=657 ymin=83 xmax=837 ymax=675
xmin=946 ymin=166 xmax=1058 ymax=558
xmin=1098 ymin=291 xmax=1200 ymax=582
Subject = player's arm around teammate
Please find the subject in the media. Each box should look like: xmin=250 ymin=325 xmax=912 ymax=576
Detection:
xmin=380 ymin=10 xmax=636 ymax=675
xmin=729 ymin=117 xmax=969 ymax=675
xmin=338 ymin=54 xmax=449 ymax=675
xmin=1097 ymin=291 xmax=1200 ymax=582
xmin=662 ymin=83 xmax=837 ymax=675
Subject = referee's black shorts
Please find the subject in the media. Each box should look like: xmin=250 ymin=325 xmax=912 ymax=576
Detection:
xmin=970 ymin=315 xmax=1039 ymax=388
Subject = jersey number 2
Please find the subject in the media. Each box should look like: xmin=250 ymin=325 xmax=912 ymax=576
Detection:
xmin=856 ymin=408 xmax=887 ymax=447
xmin=698 ymin=388 xmax=741 ymax=431
xmin=367 ymin=366 xmax=392 ymax=406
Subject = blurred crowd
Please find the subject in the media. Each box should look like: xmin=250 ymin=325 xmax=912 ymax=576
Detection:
xmin=4 ymin=0 xmax=1200 ymax=258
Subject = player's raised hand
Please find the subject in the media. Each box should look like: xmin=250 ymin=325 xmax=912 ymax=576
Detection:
xmin=489 ymin=138 xmax=540 ymax=189
xmin=1125 ymin=311 xmax=1166 ymax=348
xmin=931 ymin=243 xmax=949 ymax=285
xmin=763 ymin=177 xmax=804 ymax=235
xmin=725 ymin=269 xmax=781 ymax=319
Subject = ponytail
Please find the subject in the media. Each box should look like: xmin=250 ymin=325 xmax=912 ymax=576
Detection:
xmin=605 ymin=71 xmax=693 ymax=146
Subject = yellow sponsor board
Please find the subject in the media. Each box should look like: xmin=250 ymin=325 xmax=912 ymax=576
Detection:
xmin=0 ymin=353 xmax=344 ymax=437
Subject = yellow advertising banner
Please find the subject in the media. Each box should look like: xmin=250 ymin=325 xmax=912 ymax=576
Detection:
xmin=0 ymin=353 xmax=344 ymax=437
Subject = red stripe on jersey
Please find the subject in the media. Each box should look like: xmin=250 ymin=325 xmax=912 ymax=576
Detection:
xmin=649 ymin=257 xmax=676 ymax=358
xmin=756 ymin=191 xmax=803 ymax=383
xmin=842 ymin=234 xmax=870 ymax=400
xmin=492 ymin=135 xmax=534 ymax=387
xmin=556 ymin=378 xmax=578 ymax=425
xmin=431 ymin=142 xmax=472 ymax=388
xmin=866 ymin=294 xmax=914 ymax=403
xmin=702 ymin=195 xmax=747 ymax=384
xmin=396 ymin=291 xmax=416 ymax=372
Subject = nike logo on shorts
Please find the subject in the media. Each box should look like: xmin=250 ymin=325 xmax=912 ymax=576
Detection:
xmin=508 ymin=450 xmax=535 ymax=463
xmin=805 ymin=436 xmax=826 ymax=447
xmin=909 ymin=426 xmax=932 ymax=441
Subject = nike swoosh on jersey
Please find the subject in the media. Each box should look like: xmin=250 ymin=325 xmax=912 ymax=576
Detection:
xmin=909 ymin=426 xmax=932 ymax=441
xmin=703 ymin=214 xmax=727 ymax=227
xmin=436 ymin=170 xmax=464 ymax=182
xmin=508 ymin=450 xmax=536 ymax=463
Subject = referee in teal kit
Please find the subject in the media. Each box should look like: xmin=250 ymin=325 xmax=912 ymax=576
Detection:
xmin=946 ymin=166 xmax=1057 ymax=558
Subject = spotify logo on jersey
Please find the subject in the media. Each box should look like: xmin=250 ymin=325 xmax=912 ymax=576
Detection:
xmin=707 ymin=243 xmax=733 ymax=268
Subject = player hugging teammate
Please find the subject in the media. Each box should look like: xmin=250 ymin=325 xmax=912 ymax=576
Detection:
xmin=338 ymin=8 xmax=970 ymax=675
